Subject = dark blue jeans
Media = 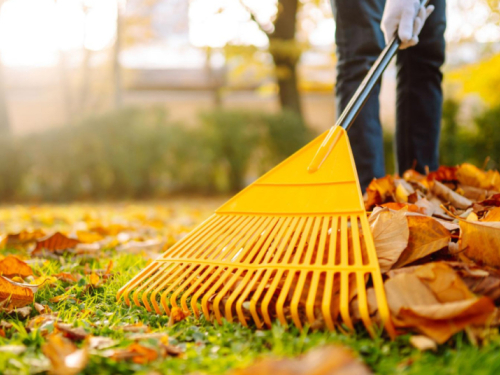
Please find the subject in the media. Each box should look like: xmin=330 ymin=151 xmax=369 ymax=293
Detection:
xmin=331 ymin=0 xmax=446 ymax=191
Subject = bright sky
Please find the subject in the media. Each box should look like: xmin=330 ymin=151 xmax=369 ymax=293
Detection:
xmin=0 ymin=0 xmax=498 ymax=67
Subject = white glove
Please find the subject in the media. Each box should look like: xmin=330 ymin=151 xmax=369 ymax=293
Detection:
xmin=381 ymin=0 xmax=435 ymax=49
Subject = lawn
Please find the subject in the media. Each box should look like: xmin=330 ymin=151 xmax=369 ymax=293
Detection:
xmin=1 ymin=201 xmax=500 ymax=375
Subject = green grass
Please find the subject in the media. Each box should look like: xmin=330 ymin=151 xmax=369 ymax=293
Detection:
xmin=1 ymin=252 xmax=500 ymax=375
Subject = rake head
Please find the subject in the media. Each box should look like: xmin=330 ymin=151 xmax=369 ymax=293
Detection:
xmin=117 ymin=127 xmax=395 ymax=337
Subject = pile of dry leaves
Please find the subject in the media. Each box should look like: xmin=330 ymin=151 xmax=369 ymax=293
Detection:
xmin=365 ymin=163 xmax=500 ymax=347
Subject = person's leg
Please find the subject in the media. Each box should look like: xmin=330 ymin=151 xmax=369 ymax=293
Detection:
xmin=331 ymin=0 xmax=386 ymax=192
xmin=395 ymin=0 xmax=446 ymax=175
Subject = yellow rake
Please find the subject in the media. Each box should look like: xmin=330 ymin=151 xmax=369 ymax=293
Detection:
xmin=117 ymin=30 xmax=406 ymax=338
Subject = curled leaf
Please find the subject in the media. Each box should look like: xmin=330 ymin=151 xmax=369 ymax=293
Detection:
xmin=0 ymin=275 xmax=34 ymax=308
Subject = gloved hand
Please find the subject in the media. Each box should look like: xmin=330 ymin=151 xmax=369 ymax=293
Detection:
xmin=381 ymin=0 xmax=435 ymax=49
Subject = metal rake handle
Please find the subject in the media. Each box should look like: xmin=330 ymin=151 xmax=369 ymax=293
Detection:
xmin=308 ymin=0 xmax=431 ymax=173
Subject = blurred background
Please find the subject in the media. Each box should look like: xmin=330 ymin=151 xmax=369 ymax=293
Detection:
xmin=0 ymin=0 xmax=499 ymax=201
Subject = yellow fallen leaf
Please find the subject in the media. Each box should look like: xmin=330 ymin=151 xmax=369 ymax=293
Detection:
xmin=459 ymin=220 xmax=500 ymax=268
xmin=76 ymin=231 xmax=103 ymax=244
xmin=457 ymin=163 xmax=500 ymax=191
xmin=482 ymin=207 xmax=500 ymax=222
xmin=42 ymin=334 xmax=88 ymax=375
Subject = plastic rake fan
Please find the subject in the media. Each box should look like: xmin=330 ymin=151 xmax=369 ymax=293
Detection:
xmin=117 ymin=25 xmax=409 ymax=337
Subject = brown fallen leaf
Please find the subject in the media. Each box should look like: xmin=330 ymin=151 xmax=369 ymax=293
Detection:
xmin=2 ymin=230 xmax=46 ymax=250
xmin=392 ymin=216 xmax=451 ymax=269
xmin=459 ymin=220 xmax=500 ymax=268
xmin=0 ymin=255 xmax=33 ymax=278
xmin=53 ymin=272 xmax=81 ymax=283
xmin=432 ymin=180 xmax=472 ymax=210
xmin=2 ymin=305 xmax=33 ymax=319
xmin=0 ymin=275 xmax=34 ymax=308
xmin=42 ymin=334 xmax=88 ymax=375
xmin=445 ymin=261 xmax=500 ymax=303
xmin=110 ymin=343 xmax=158 ymax=364
xmin=369 ymin=207 xmax=409 ymax=272
xmin=88 ymin=336 xmax=117 ymax=350
xmin=385 ymin=263 xmax=495 ymax=343
xmin=34 ymin=302 xmax=51 ymax=314
xmin=365 ymin=175 xmax=395 ymax=210
xmin=56 ymin=323 xmax=89 ymax=341
xmin=119 ymin=323 xmax=149 ymax=333
xmin=32 ymin=232 xmax=80 ymax=256
xmin=231 ymin=345 xmax=372 ymax=375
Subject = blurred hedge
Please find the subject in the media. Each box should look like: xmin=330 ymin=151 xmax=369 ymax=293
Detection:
xmin=0 ymin=107 xmax=313 ymax=201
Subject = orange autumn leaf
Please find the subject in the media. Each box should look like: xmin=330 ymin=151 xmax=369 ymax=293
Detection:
xmin=53 ymin=273 xmax=80 ymax=283
xmin=459 ymin=220 xmax=500 ymax=268
xmin=232 ymin=345 xmax=372 ymax=375
xmin=380 ymin=202 xmax=424 ymax=214
xmin=42 ymin=334 xmax=88 ymax=375
xmin=111 ymin=343 xmax=158 ymax=364
xmin=168 ymin=307 xmax=189 ymax=327
xmin=426 ymin=166 xmax=457 ymax=182
xmin=0 ymin=275 xmax=34 ymax=308
xmin=3 ymin=230 xmax=46 ymax=249
xmin=0 ymin=256 xmax=33 ymax=278
xmin=89 ymin=273 xmax=100 ymax=286
xmin=33 ymin=232 xmax=80 ymax=255
xmin=482 ymin=207 xmax=500 ymax=222
xmin=365 ymin=175 xmax=395 ymax=210
xmin=392 ymin=216 xmax=451 ymax=269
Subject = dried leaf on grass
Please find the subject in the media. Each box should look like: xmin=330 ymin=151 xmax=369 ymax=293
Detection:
xmin=168 ymin=306 xmax=189 ymax=327
xmin=0 ymin=275 xmax=34 ymax=308
xmin=231 ymin=345 xmax=372 ymax=375
xmin=56 ymin=323 xmax=89 ymax=341
xmin=0 ymin=255 xmax=33 ymax=278
xmin=409 ymin=335 xmax=437 ymax=352
xmin=369 ymin=208 xmax=409 ymax=272
xmin=110 ymin=343 xmax=158 ymax=364
xmin=459 ymin=220 xmax=500 ymax=268
xmin=385 ymin=262 xmax=495 ymax=343
xmin=42 ymin=334 xmax=88 ymax=375
xmin=392 ymin=216 xmax=451 ymax=269
xmin=0 ymin=345 xmax=27 ymax=354
xmin=33 ymin=232 xmax=80 ymax=256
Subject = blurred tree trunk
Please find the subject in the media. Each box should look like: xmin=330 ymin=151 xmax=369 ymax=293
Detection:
xmin=0 ymin=0 xmax=10 ymax=136
xmin=205 ymin=47 xmax=222 ymax=108
xmin=58 ymin=50 xmax=73 ymax=124
xmin=269 ymin=0 xmax=302 ymax=118
xmin=113 ymin=0 xmax=123 ymax=109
